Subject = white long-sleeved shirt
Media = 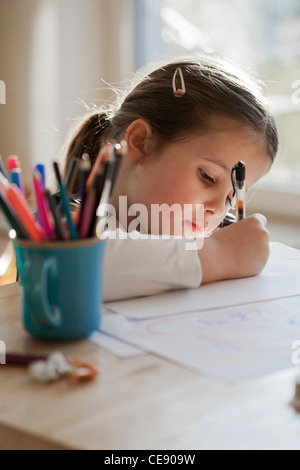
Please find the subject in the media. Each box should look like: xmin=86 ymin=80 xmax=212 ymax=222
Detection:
xmin=102 ymin=228 xmax=202 ymax=302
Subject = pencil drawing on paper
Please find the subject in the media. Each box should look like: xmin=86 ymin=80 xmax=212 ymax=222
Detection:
xmin=145 ymin=298 xmax=300 ymax=355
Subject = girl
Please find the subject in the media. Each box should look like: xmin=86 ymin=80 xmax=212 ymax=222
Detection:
xmin=62 ymin=56 xmax=278 ymax=301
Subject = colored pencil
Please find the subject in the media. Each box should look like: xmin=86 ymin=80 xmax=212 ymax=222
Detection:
xmin=33 ymin=170 xmax=54 ymax=239
xmin=79 ymin=171 xmax=102 ymax=239
xmin=53 ymin=162 xmax=78 ymax=240
xmin=0 ymin=187 xmax=30 ymax=239
xmin=6 ymin=184 xmax=44 ymax=241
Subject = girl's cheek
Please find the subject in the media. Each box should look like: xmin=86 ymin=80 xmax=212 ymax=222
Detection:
xmin=171 ymin=181 xmax=199 ymax=204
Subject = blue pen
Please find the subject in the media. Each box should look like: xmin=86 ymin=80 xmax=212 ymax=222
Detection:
xmin=35 ymin=163 xmax=46 ymax=188
xmin=33 ymin=164 xmax=46 ymax=225
xmin=53 ymin=161 xmax=78 ymax=239
xmin=10 ymin=169 xmax=24 ymax=196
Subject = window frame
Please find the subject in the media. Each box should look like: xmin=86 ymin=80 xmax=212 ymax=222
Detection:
xmin=135 ymin=0 xmax=300 ymax=221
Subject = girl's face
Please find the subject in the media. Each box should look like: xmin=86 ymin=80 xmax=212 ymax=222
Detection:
xmin=124 ymin=117 xmax=272 ymax=236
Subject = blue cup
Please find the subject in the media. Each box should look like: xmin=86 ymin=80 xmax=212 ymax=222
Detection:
xmin=14 ymin=238 xmax=106 ymax=341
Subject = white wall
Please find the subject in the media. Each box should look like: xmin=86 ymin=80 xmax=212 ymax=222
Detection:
xmin=0 ymin=0 xmax=136 ymax=191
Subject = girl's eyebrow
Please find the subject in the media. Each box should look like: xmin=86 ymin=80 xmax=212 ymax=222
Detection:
xmin=199 ymin=156 xmax=230 ymax=174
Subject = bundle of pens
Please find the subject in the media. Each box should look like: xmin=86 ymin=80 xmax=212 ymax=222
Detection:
xmin=0 ymin=141 xmax=124 ymax=242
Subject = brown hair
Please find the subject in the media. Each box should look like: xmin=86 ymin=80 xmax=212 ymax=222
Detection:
xmin=62 ymin=56 xmax=278 ymax=194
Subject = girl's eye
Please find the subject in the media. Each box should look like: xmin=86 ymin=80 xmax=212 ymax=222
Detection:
xmin=199 ymin=168 xmax=233 ymax=207
xmin=199 ymin=168 xmax=215 ymax=184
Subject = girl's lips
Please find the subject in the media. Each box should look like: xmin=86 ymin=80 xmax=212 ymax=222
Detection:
xmin=184 ymin=220 xmax=208 ymax=235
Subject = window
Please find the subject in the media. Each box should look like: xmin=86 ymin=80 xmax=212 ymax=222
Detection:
xmin=136 ymin=0 xmax=300 ymax=216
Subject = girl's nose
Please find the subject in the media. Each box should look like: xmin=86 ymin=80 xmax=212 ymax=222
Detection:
xmin=204 ymin=194 xmax=227 ymax=220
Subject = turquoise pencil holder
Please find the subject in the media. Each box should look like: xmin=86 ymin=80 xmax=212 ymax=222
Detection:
xmin=14 ymin=237 xmax=106 ymax=341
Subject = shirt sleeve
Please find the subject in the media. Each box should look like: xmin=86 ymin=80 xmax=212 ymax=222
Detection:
xmin=102 ymin=229 xmax=202 ymax=302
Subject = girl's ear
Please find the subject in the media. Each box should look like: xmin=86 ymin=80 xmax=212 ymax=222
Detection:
xmin=125 ymin=119 xmax=153 ymax=164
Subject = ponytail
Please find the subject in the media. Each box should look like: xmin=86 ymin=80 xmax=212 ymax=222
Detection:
xmin=63 ymin=111 xmax=112 ymax=195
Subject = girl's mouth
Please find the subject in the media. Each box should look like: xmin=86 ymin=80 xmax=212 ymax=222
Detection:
xmin=184 ymin=220 xmax=207 ymax=236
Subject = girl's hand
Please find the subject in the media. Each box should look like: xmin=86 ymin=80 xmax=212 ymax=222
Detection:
xmin=198 ymin=214 xmax=270 ymax=284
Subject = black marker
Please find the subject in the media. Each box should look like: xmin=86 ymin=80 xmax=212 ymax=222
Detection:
xmin=44 ymin=190 xmax=66 ymax=240
xmin=234 ymin=161 xmax=246 ymax=221
xmin=77 ymin=153 xmax=92 ymax=232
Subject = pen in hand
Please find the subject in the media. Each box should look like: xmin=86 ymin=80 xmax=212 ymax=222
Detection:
xmin=219 ymin=161 xmax=246 ymax=228
xmin=235 ymin=161 xmax=246 ymax=221
xmin=231 ymin=161 xmax=246 ymax=222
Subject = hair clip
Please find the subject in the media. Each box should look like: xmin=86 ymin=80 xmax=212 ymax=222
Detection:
xmin=172 ymin=67 xmax=186 ymax=98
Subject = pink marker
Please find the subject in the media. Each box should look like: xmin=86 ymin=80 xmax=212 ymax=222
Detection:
xmin=33 ymin=170 xmax=54 ymax=239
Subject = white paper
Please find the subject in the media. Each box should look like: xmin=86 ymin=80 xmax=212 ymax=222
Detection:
xmin=101 ymin=296 xmax=300 ymax=383
xmin=89 ymin=305 xmax=145 ymax=357
xmin=89 ymin=330 xmax=145 ymax=358
xmin=105 ymin=243 xmax=300 ymax=320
